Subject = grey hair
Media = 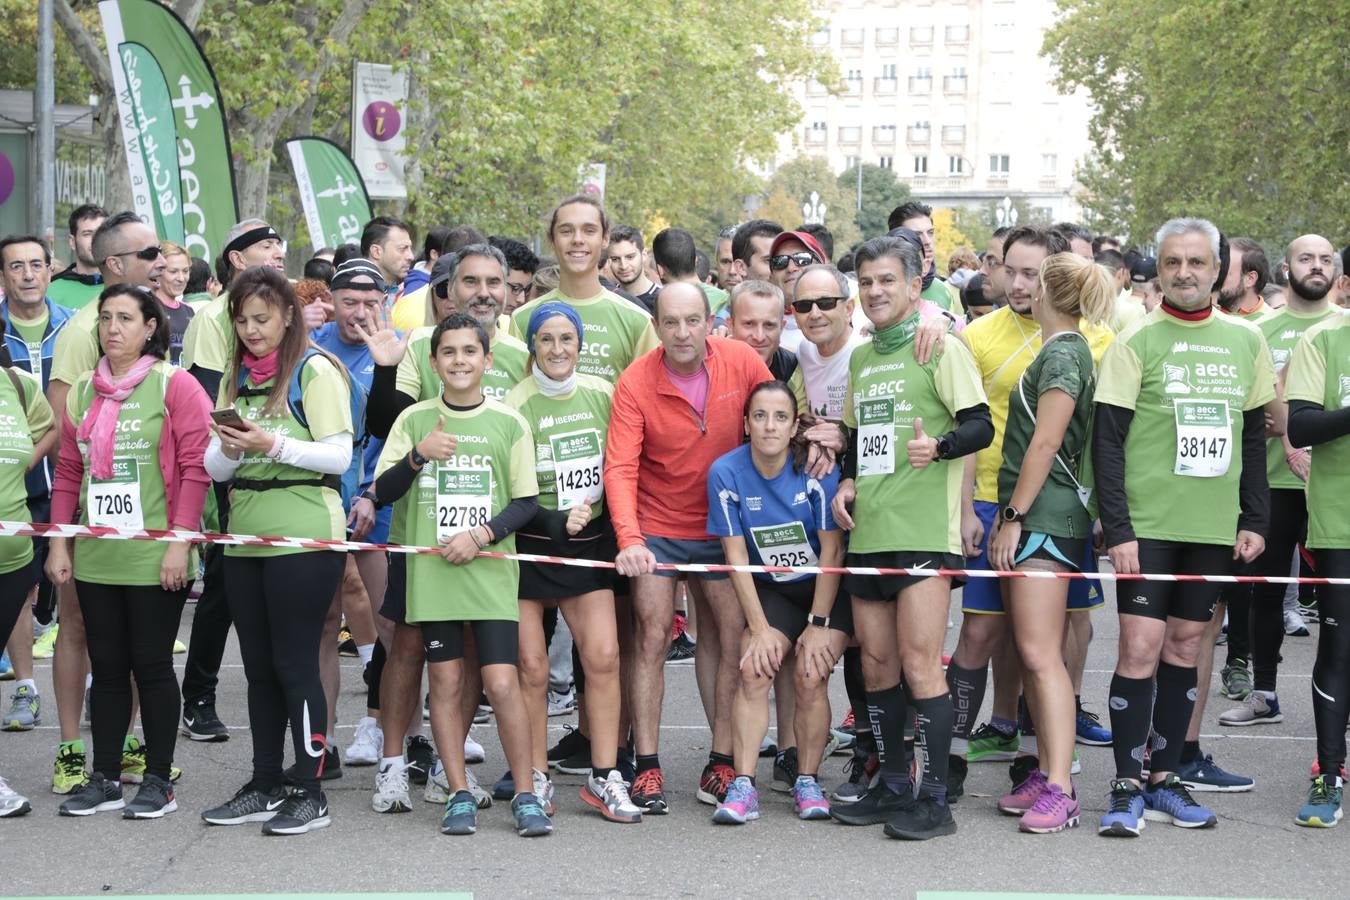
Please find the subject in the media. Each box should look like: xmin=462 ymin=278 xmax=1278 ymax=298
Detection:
xmin=728 ymin=279 xmax=785 ymax=319
xmin=447 ymin=242 xmax=509 ymax=283
xmin=1155 ymin=217 xmax=1221 ymax=263
xmin=718 ymin=224 xmax=742 ymax=241
xmin=853 ymin=236 xmax=924 ymax=282
xmin=793 ymin=264 xmax=850 ymax=301
xmin=226 ymin=218 xmax=271 ymax=244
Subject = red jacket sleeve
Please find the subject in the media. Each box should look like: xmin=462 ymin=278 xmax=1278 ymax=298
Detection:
xmin=165 ymin=369 xmax=214 ymax=529
xmin=604 ymin=365 xmax=648 ymax=550
xmin=50 ymin=409 xmax=84 ymax=526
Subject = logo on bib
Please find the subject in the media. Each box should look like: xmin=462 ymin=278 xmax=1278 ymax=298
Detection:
xmin=1163 ymin=363 xmax=1191 ymax=395
xmin=1339 ymin=375 xmax=1350 ymax=408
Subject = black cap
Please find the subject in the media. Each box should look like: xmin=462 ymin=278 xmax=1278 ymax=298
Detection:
xmin=428 ymin=254 xmax=456 ymax=297
xmin=330 ymin=257 xmax=386 ymax=293
xmin=1129 ymin=256 xmax=1157 ymax=283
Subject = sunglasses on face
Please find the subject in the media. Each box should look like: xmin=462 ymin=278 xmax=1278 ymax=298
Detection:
xmin=769 ymin=251 xmax=817 ymax=271
xmin=110 ymin=245 xmax=163 ymax=262
xmin=790 ymin=296 xmax=847 ymax=314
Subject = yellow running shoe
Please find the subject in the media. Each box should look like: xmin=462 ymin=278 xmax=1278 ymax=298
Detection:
xmin=52 ymin=740 xmax=88 ymax=794
xmin=32 ymin=623 xmax=58 ymax=660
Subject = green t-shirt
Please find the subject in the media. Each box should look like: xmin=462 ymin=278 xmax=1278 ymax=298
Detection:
xmin=376 ymin=396 xmax=537 ymax=622
xmin=218 ymin=354 xmax=353 ymax=556
xmin=11 ymin=310 xmax=49 ymax=370
xmin=181 ymin=295 xmax=231 ymax=373
xmin=68 ymin=362 xmax=173 ymax=584
xmin=1258 ymin=305 xmax=1339 ymax=490
xmin=998 ymin=333 xmax=1096 ymax=539
xmin=396 ymin=328 xmax=529 ymax=403
xmin=842 ymin=326 xmax=987 ymax=555
xmin=504 ymin=373 xmax=613 ymax=516
xmin=0 ymin=368 xmax=53 ymax=574
xmin=50 ymin=302 xmax=99 ymax=387
xmin=1094 ymin=307 xmax=1277 ymax=545
xmin=923 ymin=279 xmax=964 ymax=316
xmin=702 ymin=283 xmax=730 ymax=316
xmin=1284 ymin=314 xmax=1350 ymax=549
xmin=46 ymin=275 xmax=102 ymax=311
xmin=509 ymin=288 xmax=659 ymax=383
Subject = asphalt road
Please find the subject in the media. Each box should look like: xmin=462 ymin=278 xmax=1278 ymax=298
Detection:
xmin=0 ymin=576 xmax=1335 ymax=899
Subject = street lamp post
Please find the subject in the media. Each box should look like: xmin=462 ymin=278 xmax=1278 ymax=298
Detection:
xmin=803 ymin=190 xmax=827 ymax=225
xmin=995 ymin=195 xmax=1018 ymax=228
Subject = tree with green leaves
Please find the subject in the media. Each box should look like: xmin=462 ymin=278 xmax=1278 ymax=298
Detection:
xmin=836 ymin=163 xmax=911 ymax=241
xmin=1045 ymin=0 xmax=1350 ymax=247
xmin=755 ymin=156 xmax=861 ymax=257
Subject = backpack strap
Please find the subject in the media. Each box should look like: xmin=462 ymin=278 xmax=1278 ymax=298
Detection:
xmin=4 ymin=366 xmax=26 ymax=410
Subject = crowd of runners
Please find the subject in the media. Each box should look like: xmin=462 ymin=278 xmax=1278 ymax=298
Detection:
xmin=0 ymin=197 xmax=1348 ymax=842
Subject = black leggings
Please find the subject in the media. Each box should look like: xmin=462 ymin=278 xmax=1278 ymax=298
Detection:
xmin=0 ymin=560 xmax=36 ymax=658
xmin=226 ymin=551 xmax=345 ymax=793
xmin=76 ymin=579 xmax=187 ymax=781
xmin=1246 ymin=489 xmax=1307 ymax=690
xmin=1312 ymin=549 xmax=1350 ymax=776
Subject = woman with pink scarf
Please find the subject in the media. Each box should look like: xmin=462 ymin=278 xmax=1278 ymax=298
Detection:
xmin=47 ymin=284 xmax=212 ymax=820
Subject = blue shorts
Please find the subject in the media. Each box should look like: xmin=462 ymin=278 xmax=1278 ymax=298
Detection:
xmin=644 ymin=535 xmax=729 ymax=581
xmin=367 ymin=505 xmax=393 ymax=545
xmin=961 ymin=500 xmax=1102 ymax=614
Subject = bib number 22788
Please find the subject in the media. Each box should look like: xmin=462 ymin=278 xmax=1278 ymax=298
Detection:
xmin=436 ymin=466 xmax=492 ymax=543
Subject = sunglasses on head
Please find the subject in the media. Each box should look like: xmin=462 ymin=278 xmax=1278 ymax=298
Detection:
xmin=110 ymin=245 xmax=163 ymax=262
xmin=769 ymin=251 xmax=817 ymax=271
xmin=790 ymin=296 xmax=847 ymax=314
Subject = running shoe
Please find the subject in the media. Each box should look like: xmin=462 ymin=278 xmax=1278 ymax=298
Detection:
xmin=1098 ymin=779 xmax=1145 ymax=837
xmin=998 ymin=766 xmax=1047 ymax=815
xmin=582 ymin=770 xmax=643 ymax=823
xmin=828 ymin=727 xmax=855 ymax=756
xmin=473 ymin=702 xmax=491 ymax=724
xmin=1144 ymin=774 xmax=1217 ymax=828
xmin=1071 ymin=748 xmax=1082 ymax=775
xmin=405 ymin=734 xmax=436 ymax=785
xmin=759 ymin=736 xmax=778 ymax=758
xmin=464 ymin=729 xmax=485 ymax=764
xmin=1175 ymin=753 xmax=1254 ymax=793
xmin=883 ymin=794 xmax=956 ymax=840
xmin=1218 ymin=691 xmax=1284 ymax=727
xmin=1019 ymin=782 xmax=1079 ymax=833
xmin=31 ymin=622 xmax=58 ymax=659
xmin=966 ymin=723 xmax=1019 ymax=762
xmin=712 ymin=775 xmax=759 ymax=824
xmin=3 ymin=684 xmax=39 ymax=730
xmin=792 ymin=775 xmax=831 ymax=820
xmin=532 ymin=768 xmax=556 ymax=816
xmin=440 ymin=790 xmax=478 ymax=835
xmin=770 ymin=747 xmax=799 ymax=793
xmin=283 ymin=746 xmax=341 ymax=784
xmin=1296 ymin=775 xmax=1344 ymax=828
xmin=202 ymin=782 xmax=287 ymax=825
xmin=181 ymin=697 xmax=229 ymax=742
xmin=465 ymin=767 xmax=492 ymax=808
xmin=1284 ymin=608 xmax=1310 ymax=636
xmin=423 ymin=763 xmax=492 ymax=809
xmin=631 ymin=767 xmax=668 ymax=814
xmin=547 ymin=686 xmax=576 ymax=717
xmin=831 ymin=784 xmax=914 ymax=826
xmin=511 ymin=792 xmax=553 ymax=837
xmin=0 ymin=650 xmax=11 ymax=679
xmin=697 ymin=762 xmax=735 ymax=806
xmin=337 ymin=626 xmax=357 ymax=657
xmin=832 ymin=752 xmax=879 ymax=802
xmin=1074 ymin=707 xmax=1112 ymax=746
xmin=372 ymin=764 xmax=412 ymax=813
xmin=616 ymin=747 xmax=636 ymax=786
xmin=262 ymin=787 xmax=330 ymax=835
xmin=666 ymin=631 xmax=696 ymax=661
xmin=491 ymin=770 xmax=515 ymax=801
xmin=0 ymin=775 xmax=31 ymax=817
xmin=1220 ymin=659 xmax=1253 ymax=700
xmin=52 ymin=740 xmax=88 ymax=794
xmin=59 ymin=772 xmax=124 ymax=816
xmin=345 ymin=716 xmax=382 ymax=766
xmin=547 ymin=725 xmax=589 ymax=770
xmin=839 ymin=706 xmax=856 ymax=731
xmin=123 ymin=773 xmax=177 ymax=819
xmin=946 ymin=755 xmax=967 ymax=803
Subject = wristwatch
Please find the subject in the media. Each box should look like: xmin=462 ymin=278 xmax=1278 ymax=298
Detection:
xmin=1001 ymin=505 xmax=1026 ymax=524
xmin=409 ymin=446 xmax=429 ymax=467
xmin=807 ymin=613 xmax=830 ymax=628
xmin=935 ymin=434 xmax=953 ymax=460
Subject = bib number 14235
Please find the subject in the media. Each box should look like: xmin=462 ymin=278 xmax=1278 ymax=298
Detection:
xmin=1173 ymin=399 xmax=1231 ymax=478
xmin=436 ymin=466 xmax=492 ymax=542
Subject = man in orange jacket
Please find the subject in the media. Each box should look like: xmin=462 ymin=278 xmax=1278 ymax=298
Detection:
xmin=605 ymin=281 xmax=773 ymax=815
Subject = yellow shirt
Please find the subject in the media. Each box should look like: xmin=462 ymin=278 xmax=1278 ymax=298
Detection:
xmin=390 ymin=286 xmax=429 ymax=333
xmin=962 ymin=306 xmax=1114 ymax=502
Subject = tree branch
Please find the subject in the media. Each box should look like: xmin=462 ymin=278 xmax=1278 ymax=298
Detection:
xmin=54 ymin=0 xmax=112 ymax=94
xmin=173 ymin=0 xmax=208 ymax=30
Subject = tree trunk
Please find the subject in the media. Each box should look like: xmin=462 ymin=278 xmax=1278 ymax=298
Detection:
xmin=54 ymin=0 xmax=132 ymax=211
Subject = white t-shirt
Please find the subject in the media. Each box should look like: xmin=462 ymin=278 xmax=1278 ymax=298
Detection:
xmin=794 ymin=332 xmax=868 ymax=421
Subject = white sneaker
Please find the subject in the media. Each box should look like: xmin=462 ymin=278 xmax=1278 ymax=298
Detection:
xmin=532 ymin=767 xmax=556 ymax=816
xmin=424 ymin=759 xmax=449 ymax=804
xmin=547 ymin=687 xmax=577 ymax=717
xmin=0 ymin=775 xmax=31 ymax=817
xmin=1284 ymin=608 xmax=1310 ymax=636
xmin=372 ymin=764 xmax=411 ymax=813
xmin=464 ymin=728 xmax=485 ymax=764
xmin=583 ymin=770 xmax=642 ymax=823
xmin=345 ymin=716 xmax=382 ymax=766
xmin=466 ymin=767 xmax=492 ymax=809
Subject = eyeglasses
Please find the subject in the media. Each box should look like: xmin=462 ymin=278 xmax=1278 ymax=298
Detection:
xmin=790 ymin=296 xmax=848 ymax=314
xmin=107 ymin=246 xmax=163 ymax=263
xmin=769 ymin=252 xmax=817 ymax=271
xmin=506 ymin=282 xmax=530 ymax=295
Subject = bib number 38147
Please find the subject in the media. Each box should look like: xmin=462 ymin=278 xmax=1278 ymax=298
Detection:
xmin=1173 ymin=399 xmax=1231 ymax=478
xmin=436 ymin=465 xmax=492 ymax=543
xmin=857 ymin=397 xmax=896 ymax=476
xmin=88 ymin=457 xmax=144 ymax=530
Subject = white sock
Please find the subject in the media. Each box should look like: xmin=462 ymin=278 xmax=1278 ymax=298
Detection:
xmin=15 ymin=678 xmax=37 ymax=694
xmin=380 ymin=756 xmax=405 ymax=773
xmin=357 ymin=642 xmax=375 ymax=666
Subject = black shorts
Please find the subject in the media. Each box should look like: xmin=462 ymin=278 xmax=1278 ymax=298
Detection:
xmin=517 ymin=516 xmax=616 ymax=601
xmin=758 ymin=577 xmax=853 ymax=643
xmin=380 ymin=553 xmax=408 ymax=626
xmin=1118 ymin=539 xmax=1229 ymax=623
xmin=845 ymin=551 xmax=964 ymax=601
xmin=1014 ymin=532 xmax=1089 ymax=572
xmin=422 ymin=619 xmax=518 ymax=665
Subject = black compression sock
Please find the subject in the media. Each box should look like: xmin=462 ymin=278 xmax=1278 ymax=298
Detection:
xmin=1151 ymin=661 xmax=1197 ymax=776
xmin=592 ymin=767 xmax=617 ymax=781
xmin=867 ymin=682 xmax=909 ymax=792
xmin=914 ymin=693 xmax=954 ymax=804
xmin=1108 ymin=673 xmax=1154 ymax=781
xmin=1180 ymin=740 xmax=1202 ymax=765
xmin=945 ymin=661 xmax=988 ymax=751
xmin=636 ymin=753 xmax=660 ymax=774
xmin=709 ymin=751 xmax=733 ymax=768
xmin=844 ymin=647 xmax=867 ymax=731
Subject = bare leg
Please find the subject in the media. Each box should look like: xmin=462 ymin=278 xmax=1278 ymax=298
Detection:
xmin=560 ymin=590 xmax=620 ymax=769
xmin=1186 ymin=601 xmax=1226 ymax=743
xmin=629 ymin=575 xmax=676 ymax=757
xmin=690 ymin=580 xmax=718 ymax=726
xmin=6 ymin=597 xmax=34 ymax=682
xmin=483 ymin=662 xmax=535 ymax=793
xmin=341 ymin=554 xmax=378 ymax=650
xmin=427 ymin=658 xmax=467 ymax=791
xmin=1065 ymin=611 xmax=1092 ymax=696
xmin=320 ymin=588 xmax=342 ymax=739
xmin=1010 ymin=579 xmax=1074 ymax=788
xmin=795 ymin=631 xmax=849 ymax=777
xmin=516 ymin=600 xmax=551 ymax=772
xmin=380 ymin=624 xmax=424 ymax=760
xmin=731 ymin=627 xmax=784 ymax=775
xmin=53 ymin=583 xmax=87 ymax=743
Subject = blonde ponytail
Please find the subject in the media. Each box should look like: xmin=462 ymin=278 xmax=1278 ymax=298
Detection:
xmin=1040 ymin=252 xmax=1115 ymax=326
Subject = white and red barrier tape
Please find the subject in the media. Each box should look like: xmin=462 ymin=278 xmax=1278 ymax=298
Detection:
xmin=1 ymin=520 xmax=1344 ymax=586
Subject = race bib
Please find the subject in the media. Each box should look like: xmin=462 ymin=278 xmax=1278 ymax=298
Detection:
xmin=88 ymin=457 xmax=144 ymax=530
xmin=436 ymin=465 xmax=492 ymax=543
xmin=550 ymin=429 xmax=604 ymax=510
xmin=857 ymin=397 xmax=896 ymax=476
xmin=749 ymin=522 xmax=817 ymax=582
xmin=1173 ymin=399 xmax=1231 ymax=478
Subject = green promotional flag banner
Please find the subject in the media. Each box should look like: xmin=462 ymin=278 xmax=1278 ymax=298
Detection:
xmin=285 ymin=137 xmax=372 ymax=253
xmin=99 ymin=0 xmax=238 ymax=261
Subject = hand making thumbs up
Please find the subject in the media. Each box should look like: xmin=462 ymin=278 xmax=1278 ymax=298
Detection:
xmin=416 ymin=415 xmax=458 ymax=462
xmin=906 ymin=417 xmax=940 ymax=469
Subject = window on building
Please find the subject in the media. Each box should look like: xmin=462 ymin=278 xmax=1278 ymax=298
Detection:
xmin=880 ymin=63 xmax=897 ymax=79
xmin=879 ymin=155 xmax=894 ymax=170
xmin=913 ymin=155 xmax=928 ymax=174
xmin=845 ymin=155 xmax=860 ymax=170
xmin=847 ymin=68 xmax=863 ymax=81
xmin=948 ymin=155 xmax=966 ymax=175
xmin=989 ymin=154 xmax=1010 ymax=174
xmin=812 ymin=27 xmax=831 ymax=46
xmin=1042 ymin=153 xmax=1058 ymax=174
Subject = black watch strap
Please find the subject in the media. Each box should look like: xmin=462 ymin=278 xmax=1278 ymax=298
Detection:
xmin=807 ymin=613 xmax=830 ymax=628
